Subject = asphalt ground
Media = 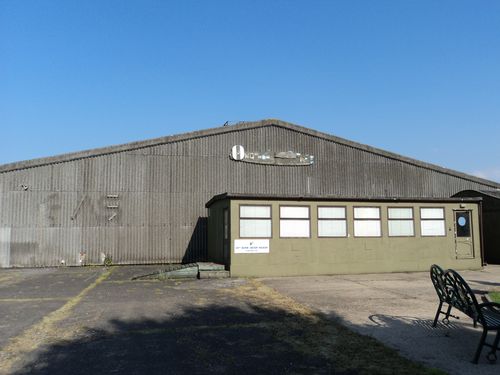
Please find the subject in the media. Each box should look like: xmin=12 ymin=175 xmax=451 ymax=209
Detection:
xmin=261 ymin=266 xmax=500 ymax=375
xmin=1 ymin=265 xmax=499 ymax=374
xmin=1 ymin=266 xmax=354 ymax=375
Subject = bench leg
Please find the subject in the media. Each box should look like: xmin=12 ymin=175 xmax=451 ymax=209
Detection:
xmin=444 ymin=304 xmax=452 ymax=322
xmin=473 ymin=328 xmax=488 ymax=364
xmin=493 ymin=331 xmax=500 ymax=352
xmin=488 ymin=331 xmax=500 ymax=362
xmin=433 ymin=302 xmax=451 ymax=327
xmin=433 ymin=301 xmax=443 ymax=327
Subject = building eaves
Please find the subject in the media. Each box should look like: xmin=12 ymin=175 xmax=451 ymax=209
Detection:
xmin=0 ymin=118 xmax=499 ymax=189
xmin=453 ymin=189 xmax=500 ymax=200
xmin=480 ymin=189 xmax=500 ymax=199
xmin=205 ymin=192 xmax=482 ymax=208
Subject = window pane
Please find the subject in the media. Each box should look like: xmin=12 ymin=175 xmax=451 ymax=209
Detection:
xmin=318 ymin=220 xmax=347 ymax=237
xmin=280 ymin=220 xmax=310 ymax=237
xmin=388 ymin=220 xmax=414 ymax=236
xmin=240 ymin=206 xmax=270 ymax=218
xmin=388 ymin=208 xmax=413 ymax=219
xmin=354 ymin=207 xmax=380 ymax=219
xmin=354 ymin=220 xmax=381 ymax=237
xmin=421 ymin=220 xmax=445 ymax=236
xmin=240 ymin=219 xmax=271 ymax=237
xmin=280 ymin=206 xmax=309 ymax=219
xmin=318 ymin=207 xmax=346 ymax=219
xmin=421 ymin=208 xmax=444 ymax=219
xmin=456 ymin=212 xmax=471 ymax=237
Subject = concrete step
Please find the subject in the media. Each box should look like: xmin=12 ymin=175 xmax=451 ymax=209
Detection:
xmin=160 ymin=266 xmax=198 ymax=279
xmin=198 ymin=270 xmax=230 ymax=279
xmin=197 ymin=262 xmax=226 ymax=271
xmin=132 ymin=262 xmax=228 ymax=280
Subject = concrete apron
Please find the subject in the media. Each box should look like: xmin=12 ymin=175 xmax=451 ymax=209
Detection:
xmin=260 ymin=265 xmax=500 ymax=375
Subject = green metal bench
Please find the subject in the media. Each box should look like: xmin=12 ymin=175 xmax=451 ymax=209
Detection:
xmin=430 ymin=264 xmax=500 ymax=364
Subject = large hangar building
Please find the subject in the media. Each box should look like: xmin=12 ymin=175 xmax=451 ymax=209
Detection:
xmin=0 ymin=119 xmax=498 ymax=274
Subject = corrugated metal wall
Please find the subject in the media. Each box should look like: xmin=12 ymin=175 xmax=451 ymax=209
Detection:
xmin=0 ymin=124 xmax=497 ymax=267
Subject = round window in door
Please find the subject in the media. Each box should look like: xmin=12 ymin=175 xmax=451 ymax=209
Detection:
xmin=455 ymin=211 xmax=470 ymax=237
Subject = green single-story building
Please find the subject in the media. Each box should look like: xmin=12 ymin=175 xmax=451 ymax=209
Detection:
xmin=207 ymin=194 xmax=482 ymax=277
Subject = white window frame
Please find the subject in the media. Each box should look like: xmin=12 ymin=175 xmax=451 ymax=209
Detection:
xmin=318 ymin=206 xmax=347 ymax=238
xmin=387 ymin=207 xmax=415 ymax=237
xmin=239 ymin=205 xmax=272 ymax=238
xmin=420 ymin=207 xmax=446 ymax=237
xmin=279 ymin=205 xmax=310 ymax=238
xmin=353 ymin=206 xmax=381 ymax=237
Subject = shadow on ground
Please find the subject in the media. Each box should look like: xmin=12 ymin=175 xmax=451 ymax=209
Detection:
xmin=468 ymin=280 xmax=500 ymax=288
xmin=12 ymin=303 xmax=435 ymax=375
xmin=352 ymin=313 xmax=499 ymax=372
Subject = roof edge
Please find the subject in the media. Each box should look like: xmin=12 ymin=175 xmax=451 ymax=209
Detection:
xmin=452 ymin=189 xmax=500 ymax=200
xmin=1 ymin=118 xmax=499 ymax=189
xmin=0 ymin=120 xmax=266 ymax=173
xmin=267 ymin=121 xmax=500 ymax=188
xmin=205 ymin=192 xmax=482 ymax=208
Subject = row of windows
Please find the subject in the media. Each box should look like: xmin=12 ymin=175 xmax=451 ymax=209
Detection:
xmin=239 ymin=205 xmax=446 ymax=238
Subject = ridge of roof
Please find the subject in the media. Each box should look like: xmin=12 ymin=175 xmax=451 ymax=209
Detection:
xmin=0 ymin=118 xmax=499 ymax=189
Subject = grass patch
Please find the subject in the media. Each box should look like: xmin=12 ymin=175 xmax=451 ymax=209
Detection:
xmin=324 ymin=320 xmax=447 ymax=375
xmin=489 ymin=291 xmax=500 ymax=303
xmin=225 ymin=279 xmax=448 ymax=375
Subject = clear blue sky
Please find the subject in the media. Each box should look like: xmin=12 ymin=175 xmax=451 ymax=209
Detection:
xmin=1 ymin=1 xmax=499 ymax=182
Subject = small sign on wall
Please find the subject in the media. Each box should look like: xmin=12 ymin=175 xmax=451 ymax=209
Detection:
xmin=234 ymin=239 xmax=270 ymax=254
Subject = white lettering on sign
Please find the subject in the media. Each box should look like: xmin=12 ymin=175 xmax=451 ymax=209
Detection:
xmin=234 ymin=239 xmax=270 ymax=254
xmin=229 ymin=145 xmax=314 ymax=166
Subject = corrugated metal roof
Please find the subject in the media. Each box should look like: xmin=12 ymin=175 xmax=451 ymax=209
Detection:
xmin=1 ymin=119 xmax=499 ymax=188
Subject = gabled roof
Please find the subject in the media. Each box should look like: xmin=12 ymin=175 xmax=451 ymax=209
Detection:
xmin=1 ymin=119 xmax=499 ymax=188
